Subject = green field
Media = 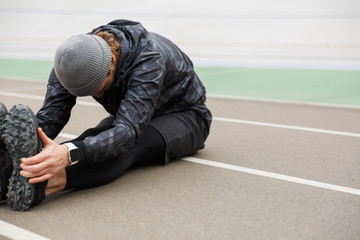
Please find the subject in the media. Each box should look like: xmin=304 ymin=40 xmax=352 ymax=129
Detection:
xmin=1 ymin=58 xmax=360 ymax=106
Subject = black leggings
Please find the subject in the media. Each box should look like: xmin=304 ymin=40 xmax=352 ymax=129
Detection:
xmin=64 ymin=116 xmax=165 ymax=190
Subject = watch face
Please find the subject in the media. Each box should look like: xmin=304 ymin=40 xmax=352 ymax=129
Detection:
xmin=70 ymin=148 xmax=80 ymax=162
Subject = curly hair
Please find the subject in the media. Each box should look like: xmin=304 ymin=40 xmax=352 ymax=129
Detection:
xmin=96 ymin=31 xmax=121 ymax=64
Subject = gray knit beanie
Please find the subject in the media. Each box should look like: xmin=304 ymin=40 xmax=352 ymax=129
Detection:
xmin=54 ymin=34 xmax=112 ymax=96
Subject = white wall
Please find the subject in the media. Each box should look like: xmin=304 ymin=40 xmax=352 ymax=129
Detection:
xmin=0 ymin=0 xmax=359 ymax=69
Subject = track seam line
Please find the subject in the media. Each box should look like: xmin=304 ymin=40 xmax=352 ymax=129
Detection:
xmin=181 ymin=157 xmax=360 ymax=196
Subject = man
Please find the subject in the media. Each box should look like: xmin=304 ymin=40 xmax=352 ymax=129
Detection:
xmin=0 ymin=19 xmax=212 ymax=211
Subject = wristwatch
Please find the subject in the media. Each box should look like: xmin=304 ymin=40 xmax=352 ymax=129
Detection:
xmin=63 ymin=143 xmax=80 ymax=166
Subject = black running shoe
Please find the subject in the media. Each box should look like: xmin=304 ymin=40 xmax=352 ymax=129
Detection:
xmin=2 ymin=104 xmax=47 ymax=211
xmin=0 ymin=102 xmax=12 ymax=201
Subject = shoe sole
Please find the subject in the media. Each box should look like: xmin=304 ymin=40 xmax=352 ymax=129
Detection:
xmin=0 ymin=102 xmax=6 ymax=122
xmin=0 ymin=102 xmax=9 ymax=201
xmin=2 ymin=104 xmax=42 ymax=211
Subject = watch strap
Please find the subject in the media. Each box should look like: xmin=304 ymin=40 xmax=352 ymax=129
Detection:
xmin=63 ymin=142 xmax=79 ymax=165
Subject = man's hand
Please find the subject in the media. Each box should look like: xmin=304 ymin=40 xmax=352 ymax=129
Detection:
xmin=20 ymin=128 xmax=70 ymax=184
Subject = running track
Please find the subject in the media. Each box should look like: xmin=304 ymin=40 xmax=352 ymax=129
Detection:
xmin=0 ymin=78 xmax=359 ymax=239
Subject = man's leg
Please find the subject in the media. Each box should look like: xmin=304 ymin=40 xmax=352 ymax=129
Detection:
xmin=47 ymin=105 xmax=211 ymax=192
xmin=63 ymin=125 xmax=165 ymax=190
xmin=149 ymin=105 xmax=212 ymax=163
xmin=71 ymin=115 xmax=115 ymax=142
xmin=45 ymin=115 xmax=115 ymax=193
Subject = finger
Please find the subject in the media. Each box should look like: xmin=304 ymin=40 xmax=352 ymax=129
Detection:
xmin=20 ymin=163 xmax=52 ymax=178
xmin=21 ymin=155 xmax=43 ymax=165
xmin=28 ymin=174 xmax=53 ymax=184
xmin=20 ymin=164 xmax=48 ymax=177
xmin=20 ymin=158 xmax=48 ymax=173
xmin=37 ymin=127 xmax=52 ymax=147
xmin=20 ymin=169 xmax=43 ymax=179
xmin=21 ymin=149 xmax=48 ymax=165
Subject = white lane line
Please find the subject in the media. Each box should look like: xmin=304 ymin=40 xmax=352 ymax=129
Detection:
xmin=214 ymin=117 xmax=360 ymax=138
xmin=58 ymin=133 xmax=79 ymax=139
xmin=2 ymin=89 xmax=360 ymax=110
xmin=0 ymin=220 xmax=50 ymax=240
xmin=2 ymin=85 xmax=46 ymax=92
xmin=1 ymin=90 xmax=360 ymax=138
xmin=57 ymin=133 xmax=360 ymax=196
xmin=0 ymin=91 xmax=98 ymax=107
xmin=208 ymin=94 xmax=360 ymax=110
xmin=0 ymin=91 xmax=44 ymax=101
xmin=182 ymin=157 xmax=360 ymax=196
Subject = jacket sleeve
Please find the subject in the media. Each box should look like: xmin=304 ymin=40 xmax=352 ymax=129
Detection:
xmin=36 ymin=68 xmax=76 ymax=140
xmin=74 ymin=53 xmax=165 ymax=164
